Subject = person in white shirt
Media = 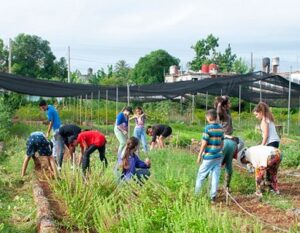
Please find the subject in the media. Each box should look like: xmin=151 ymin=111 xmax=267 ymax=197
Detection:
xmin=239 ymin=145 xmax=282 ymax=197
xmin=253 ymin=102 xmax=280 ymax=148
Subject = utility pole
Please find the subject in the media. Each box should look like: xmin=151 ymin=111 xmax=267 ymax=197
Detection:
xmin=68 ymin=46 xmax=71 ymax=83
xmin=8 ymin=39 xmax=12 ymax=73
xmin=250 ymin=52 xmax=253 ymax=71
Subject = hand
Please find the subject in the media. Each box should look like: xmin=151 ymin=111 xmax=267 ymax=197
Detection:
xmin=123 ymin=131 xmax=128 ymax=136
xmin=145 ymin=158 xmax=151 ymax=167
xmin=196 ymin=156 xmax=202 ymax=164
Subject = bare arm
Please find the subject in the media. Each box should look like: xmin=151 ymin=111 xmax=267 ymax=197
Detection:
xmin=46 ymin=121 xmax=53 ymax=138
xmin=197 ymin=140 xmax=208 ymax=164
xmin=21 ymin=156 xmax=31 ymax=177
xmin=261 ymin=120 xmax=269 ymax=145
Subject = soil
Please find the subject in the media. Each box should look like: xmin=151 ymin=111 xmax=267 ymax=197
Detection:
xmin=217 ymin=164 xmax=300 ymax=232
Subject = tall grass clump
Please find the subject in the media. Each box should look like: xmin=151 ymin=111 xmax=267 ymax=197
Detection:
xmin=51 ymin=149 xmax=262 ymax=233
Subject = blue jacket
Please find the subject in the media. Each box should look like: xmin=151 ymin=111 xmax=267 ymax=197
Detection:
xmin=122 ymin=153 xmax=149 ymax=180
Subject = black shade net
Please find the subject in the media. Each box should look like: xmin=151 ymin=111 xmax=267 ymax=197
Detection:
xmin=0 ymin=71 xmax=300 ymax=107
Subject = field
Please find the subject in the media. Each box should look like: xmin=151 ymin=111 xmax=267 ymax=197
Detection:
xmin=0 ymin=102 xmax=300 ymax=232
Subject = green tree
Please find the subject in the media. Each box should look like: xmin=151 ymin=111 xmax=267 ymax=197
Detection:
xmin=213 ymin=44 xmax=237 ymax=72
xmin=189 ymin=34 xmax=219 ymax=71
xmin=232 ymin=58 xmax=249 ymax=74
xmin=131 ymin=49 xmax=180 ymax=84
xmin=0 ymin=39 xmax=8 ymax=72
xmin=53 ymin=57 xmax=68 ymax=81
xmin=11 ymin=33 xmax=56 ymax=79
xmin=114 ymin=60 xmax=131 ymax=80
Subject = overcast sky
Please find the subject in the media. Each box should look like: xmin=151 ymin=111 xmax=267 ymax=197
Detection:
xmin=1 ymin=0 xmax=300 ymax=73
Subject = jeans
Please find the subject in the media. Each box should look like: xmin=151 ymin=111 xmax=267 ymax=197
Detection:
xmin=222 ymin=139 xmax=237 ymax=188
xmin=82 ymin=144 xmax=107 ymax=174
xmin=114 ymin=125 xmax=127 ymax=157
xmin=195 ymin=158 xmax=222 ymax=199
xmin=133 ymin=127 xmax=148 ymax=152
xmin=52 ymin=129 xmax=64 ymax=166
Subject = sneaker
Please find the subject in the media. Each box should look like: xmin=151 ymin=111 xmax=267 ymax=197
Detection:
xmin=57 ymin=166 xmax=62 ymax=172
xmin=270 ymin=189 xmax=280 ymax=195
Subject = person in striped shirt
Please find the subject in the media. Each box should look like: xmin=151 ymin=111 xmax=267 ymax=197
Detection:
xmin=195 ymin=109 xmax=224 ymax=203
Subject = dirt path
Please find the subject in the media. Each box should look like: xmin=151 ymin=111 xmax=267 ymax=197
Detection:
xmin=219 ymin=164 xmax=300 ymax=232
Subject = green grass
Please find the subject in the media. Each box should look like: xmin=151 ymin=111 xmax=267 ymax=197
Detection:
xmin=0 ymin=133 xmax=37 ymax=233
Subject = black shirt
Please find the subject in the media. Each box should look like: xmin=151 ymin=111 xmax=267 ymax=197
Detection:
xmin=59 ymin=124 xmax=81 ymax=145
xmin=151 ymin=124 xmax=172 ymax=142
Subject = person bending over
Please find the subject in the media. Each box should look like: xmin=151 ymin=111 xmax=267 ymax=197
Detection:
xmin=69 ymin=130 xmax=107 ymax=175
xmin=195 ymin=109 xmax=224 ymax=203
xmin=58 ymin=124 xmax=81 ymax=168
xmin=39 ymin=100 xmax=63 ymax=170
xmin=114 ymin=106 xmax=133 ymax=158
xmin=21 ymin=131 xmax=58 ymax=178
xmin=239 ymin=145 xmax=282 ymax=197
xmin=120 ymin=137 xmax=151 ymax=181
xmin=146 ymin=124 xmax=172 ymax=150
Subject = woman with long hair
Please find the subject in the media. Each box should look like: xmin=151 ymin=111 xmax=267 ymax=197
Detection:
xmin=131 ymin=106 xmax=148 ymax=152
xmin=253 ymin=102 xmax=280 ymax=148
xmin=120 ymin=137 xmax=151 ymax=181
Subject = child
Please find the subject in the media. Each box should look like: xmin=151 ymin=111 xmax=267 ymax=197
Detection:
xmin=68 ymin=130 xmax=107 ymax=174
xmin=131 ymin=107 xmax=148 ymax=152
xmin=253 ymin=102 xmax=280 ymax=148
xmin=114 ymin=106 xmax=133 ymax=157
xmin=239 ymin=145 xmax=282 ymax=197
xmin=146 ymin=124 xmax=172 ymax=150
xmin=195 ymin=109 xmax=224 ymax=203
xmin=21 ymin=131 xmax=58 ymax=178
xmin=120 ymin=137 xmax=151 ymax=181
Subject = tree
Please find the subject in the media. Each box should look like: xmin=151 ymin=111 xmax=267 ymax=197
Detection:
xmin=213 ymin=44 xmax=237 ymax=73
xmin=53 ymin=57 xmax=68 ymax=81
xmin=0 ymin=39 xmax=8 ymax=72
xmin=114 ymin=60 xmax=131 ymax=80
xmin=11 ymin=33 xmax=56 ymax=79
xmin=131 ymin=49 xmax=180 ymax=84
xmin=232 ymin=58 xmax=249 ymax=74
xmin=189 ymin=34 xmax=219 ymax=71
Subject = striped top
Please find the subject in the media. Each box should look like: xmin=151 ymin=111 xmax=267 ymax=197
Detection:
xmin=202 ymin=123 xmax=224 ymax=160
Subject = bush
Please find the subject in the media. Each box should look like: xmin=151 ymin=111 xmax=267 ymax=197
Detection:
xmin=0 ymin=99 xmax=12 ymax=141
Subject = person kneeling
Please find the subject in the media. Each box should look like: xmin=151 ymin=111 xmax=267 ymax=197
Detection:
xmin=120 ymin=137 xmax=151 ymax=182
xmin=239 ymin=145 xmax=282 ymax=197
xmin=21 ymin=131 xmax=58 ymax=178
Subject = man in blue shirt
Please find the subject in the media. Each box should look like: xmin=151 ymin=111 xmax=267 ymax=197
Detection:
xmin=39 ymin=100 xmax=63 ymax=170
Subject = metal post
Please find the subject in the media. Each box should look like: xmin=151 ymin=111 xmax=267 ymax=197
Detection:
xmin=8 ymin=39 xmax=12 ymax=73
xmin=85 ymin=94 xmax=88 ymax=125
xmin=221 ymin=89 xmax=223 ymax=96
xmin=298 ymin=96 xmax=300 ymax=127
xmin=68 ymin=46 xmax=71 ymax=83
xmin=116 ymin=87 xmax=119 ymax=116
xmin=239 ymin=85 xmax=241 ymax=127
xmin=127 ymin=83 xmax=130 ymax=106
xmin=191 ymin=94 xmax=195 ymax=124
xmin=287 ymin=67 xmax=292 ymax=135
xmin=205 ymin=91 xmax=208 ymax=125
xmin=106 ymin=90 xmax=108 ymax=134
xmin=79 ymin=96 xmax=82 ymax=125
xmin=90 ymin=92 xmax=93 ymax=127
xmin=259 ymin=80 xmax=262 ymax=102
xmin=98 ymin=90 xmax=100 ymax=125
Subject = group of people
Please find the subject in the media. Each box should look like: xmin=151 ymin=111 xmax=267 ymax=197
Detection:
xmin=195 ymin=96 xmax=281 ymax=202
xmin=21 ymin=97 xmax=282 ymax=200
xmin=21 ymin=101 xmax=173 ymax=182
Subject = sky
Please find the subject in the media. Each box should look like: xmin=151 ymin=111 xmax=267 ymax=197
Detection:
xmin=1 ymin=0 xmax=300 ymax=73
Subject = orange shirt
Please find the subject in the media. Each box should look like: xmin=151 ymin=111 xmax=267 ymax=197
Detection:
xmin=77 ymin=131 xmax=106 ymax=148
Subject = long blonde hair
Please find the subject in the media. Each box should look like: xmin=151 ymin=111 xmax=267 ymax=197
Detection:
xmin=254 ymin=102 xmax=275 ymax=122
xmin=121 ymin=137 xmax=139 ymax=170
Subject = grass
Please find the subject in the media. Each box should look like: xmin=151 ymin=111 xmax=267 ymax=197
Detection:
xmin=1 ymin=104 xmax=299 ymax=232
xmin=0 ymin=133 xmax=37 ymax=233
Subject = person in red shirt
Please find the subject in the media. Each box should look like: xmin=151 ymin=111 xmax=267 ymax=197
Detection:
xmin=69 ymin=130 xmax=107 ymax=174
